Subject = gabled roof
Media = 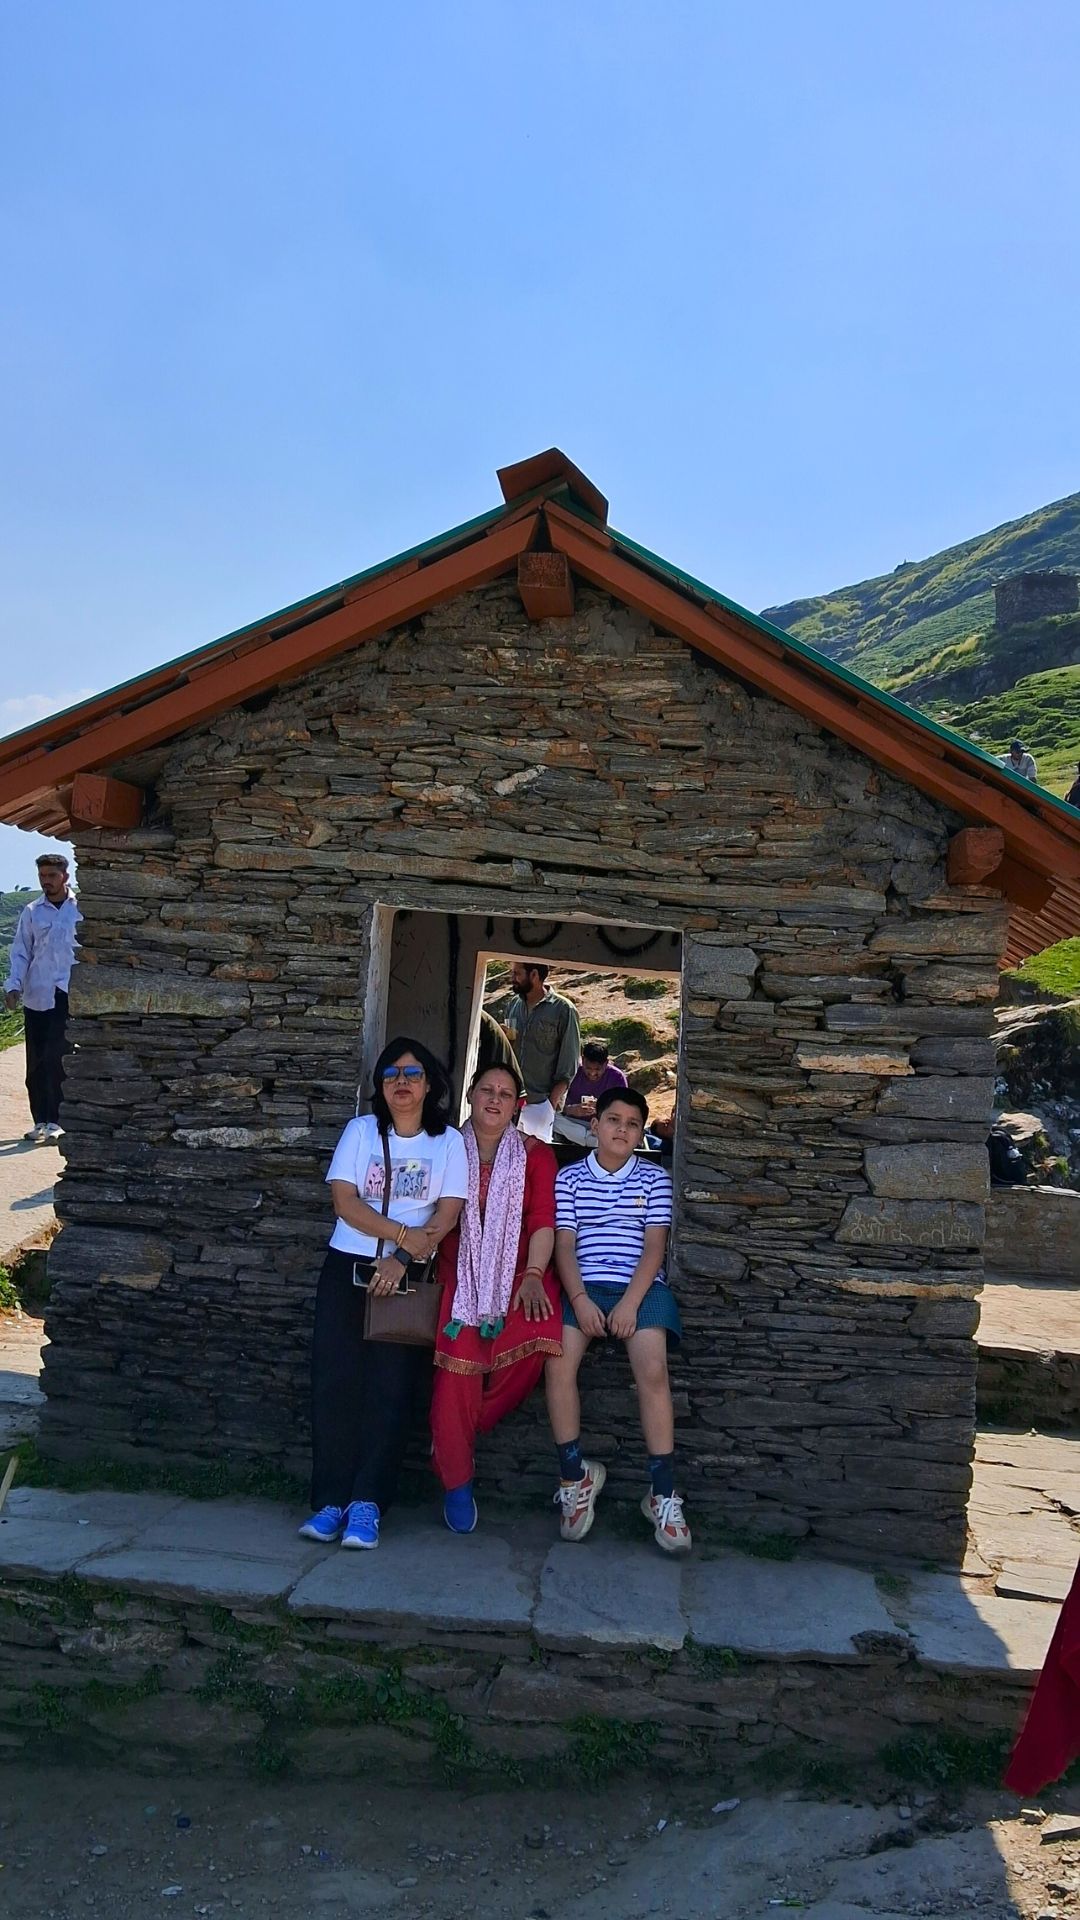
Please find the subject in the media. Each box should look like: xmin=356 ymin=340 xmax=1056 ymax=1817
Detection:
xmin=1 ymin=449 xmax=1078 ymax=965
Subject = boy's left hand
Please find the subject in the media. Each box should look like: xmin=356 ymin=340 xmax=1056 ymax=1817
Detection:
xmin=606 ymin=1298 xmax=638 ymax=1341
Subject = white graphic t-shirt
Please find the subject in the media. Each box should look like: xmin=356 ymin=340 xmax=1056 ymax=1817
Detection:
xmin=326 ymin=1114 xmax=468 ymax=1257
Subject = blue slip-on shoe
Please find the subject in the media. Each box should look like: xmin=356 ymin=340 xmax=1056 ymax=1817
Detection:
xmin=341 ymin=1500 xmax=380 ymax=1549
xmin=298 ymin=1504 xmax=345 ymax=1543
xmin=443 ymin=1484 xmax=478 ymax=1534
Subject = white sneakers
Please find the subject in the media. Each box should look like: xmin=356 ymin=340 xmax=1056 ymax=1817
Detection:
xmin=23 ymin=1122 xmax=63 ymax=1144
xmin=555 ymin=1463 xmax=693 ymax=1554
xmin=641 ymin=1490 xmax=693 ymax=1554
xmin=555 ymin=1460 xmax=607 ymax=1542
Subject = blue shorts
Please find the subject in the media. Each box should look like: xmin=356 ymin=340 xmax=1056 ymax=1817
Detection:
xmin=562 ymin=1281 xmax=682 ymax=1347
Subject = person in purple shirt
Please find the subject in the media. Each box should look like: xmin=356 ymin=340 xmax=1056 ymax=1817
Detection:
xmin=562 ymin=1041 xmax=628 ymax=1120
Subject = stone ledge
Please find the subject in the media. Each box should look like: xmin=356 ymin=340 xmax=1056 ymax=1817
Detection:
xmin=984 ymin=1186 xmax=1080 ymax=1281
xmin=0 ymin=1485 xmax=1060 ymax=1681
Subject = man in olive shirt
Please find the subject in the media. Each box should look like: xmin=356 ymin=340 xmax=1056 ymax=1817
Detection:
xmin=504 ymin=961 xmax=582 ymax=1142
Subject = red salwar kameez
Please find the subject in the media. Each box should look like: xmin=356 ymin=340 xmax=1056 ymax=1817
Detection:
xmin=430 ymin=1140 xmax=561 ymax=1491
xmin=1004 ymin=1553 xmax=1080 ymax=1794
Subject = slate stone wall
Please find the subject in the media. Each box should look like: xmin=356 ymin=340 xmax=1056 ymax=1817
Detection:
xmin=41 ymin=582 xmax=1008 ymax=1560
xmin=0 ymin=1568 xmax=1033 ymax=1783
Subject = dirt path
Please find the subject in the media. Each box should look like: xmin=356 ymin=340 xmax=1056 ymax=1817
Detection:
xmin=0 ymin=1304 xmax=45 ymax=1447
xmin=0 ymin=1767 xmax=1077 ymax=1920
xmin=0 ymin=1042 xmax=60 ymax=1262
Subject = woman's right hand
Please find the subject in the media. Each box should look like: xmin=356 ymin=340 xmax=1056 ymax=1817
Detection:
xmin=369 ymin=1256 xmax=407 ymax=1297
xmin=574 ymin=1295 xmax=607 ymax=1341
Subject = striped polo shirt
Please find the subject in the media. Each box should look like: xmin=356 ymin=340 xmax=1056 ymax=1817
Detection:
xmin=555 ymin=1153 xmax=673 ymax=1290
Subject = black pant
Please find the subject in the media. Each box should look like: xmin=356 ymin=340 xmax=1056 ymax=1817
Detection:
xmin=309 ymin=1248 xmax=432 ymax=1513
xmin=24 ymin=990 xmax=68 ymax=1126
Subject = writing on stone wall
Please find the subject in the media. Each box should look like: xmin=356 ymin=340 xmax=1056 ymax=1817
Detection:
xmin=836 ymin=1198 xmax=983 ymax=1250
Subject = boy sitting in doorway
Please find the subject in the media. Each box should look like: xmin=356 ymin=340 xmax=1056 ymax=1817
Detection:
xmin=546 ymin=1086 xmax=691 ymax=1554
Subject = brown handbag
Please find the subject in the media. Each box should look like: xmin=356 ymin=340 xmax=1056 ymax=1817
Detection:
xmin=356 ymin=1132 xmax=442 ymax=1347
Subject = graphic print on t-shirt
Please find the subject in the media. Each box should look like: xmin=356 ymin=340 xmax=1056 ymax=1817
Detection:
xmin=362 ymin=1155 xmax=433 ymax=1205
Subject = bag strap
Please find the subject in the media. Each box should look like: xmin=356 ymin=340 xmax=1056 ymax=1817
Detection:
xmin=378 ymin=1130 xmax=393 ymax=1260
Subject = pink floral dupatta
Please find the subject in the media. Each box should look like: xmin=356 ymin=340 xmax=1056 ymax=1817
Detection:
xmin=444 ymin=1121 xmax=528 ymax=1339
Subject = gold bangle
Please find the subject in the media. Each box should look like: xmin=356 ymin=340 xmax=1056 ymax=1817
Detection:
xmin=395 ymin=1223 xmax=408 ymax=1249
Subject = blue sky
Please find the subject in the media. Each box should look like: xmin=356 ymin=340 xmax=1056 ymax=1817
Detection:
xmin=2 ymin=0 xmax=1079 ymax=886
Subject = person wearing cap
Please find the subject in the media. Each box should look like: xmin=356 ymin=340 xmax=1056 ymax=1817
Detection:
xmin=3 ymin=853 xmax=81 ymax=1143
xmin=1000 ymin=739 xmax=1037 ymax=782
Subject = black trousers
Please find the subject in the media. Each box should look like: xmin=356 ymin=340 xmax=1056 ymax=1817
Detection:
xmin=309 ymin=1247 xmax=433 ymax=1513
xmin=24 ymin=990 xmax=68 ymax=1126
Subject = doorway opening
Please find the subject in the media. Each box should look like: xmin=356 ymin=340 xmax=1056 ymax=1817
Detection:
xmin=366 ymin=906 xmax=682 ymax=1162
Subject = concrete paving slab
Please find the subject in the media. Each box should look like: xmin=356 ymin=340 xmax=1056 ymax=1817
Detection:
xmin=900 ymin=1571 xmax=1057 ymax=1675
xmin=683 ymin=1553 xmax=900 ymax=1659
xmin=995 ymin=1560 xmax=1073 ymax=1603
xmin=74 ymin=1543 xmax=318 ymax=1605
xmin=0 ymin=1516 xmax=132 ymax=1576
xmin=533 ymin=1536 xmax=686 ymax=1651
xmin=4 ymin=1485 xmax=185 ymax=1529
xmin=966 ymin=1511 xmax=1078 ymax=1570
xmin=133 ymin=1496 xmax=313 ymax=1562
xmin=978 ymin=1273 xmax=1080 ymax=1356
xmin=288 ymin=1517 xmax=540 ymax=1631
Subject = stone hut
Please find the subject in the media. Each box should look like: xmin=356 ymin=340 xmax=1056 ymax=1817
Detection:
xmin=3 ymin=450 xmax=1079 ymax=1564
xmin=994 ymin=570 xmax=1079 ymax=628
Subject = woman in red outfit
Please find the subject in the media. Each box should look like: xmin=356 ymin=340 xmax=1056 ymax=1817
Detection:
xmin=430 ymin=1061 xmax=561 ymax=1531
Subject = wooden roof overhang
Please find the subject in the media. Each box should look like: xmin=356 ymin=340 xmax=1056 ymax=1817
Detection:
xmin=1 ymin=448 xmax=1077 ymax=967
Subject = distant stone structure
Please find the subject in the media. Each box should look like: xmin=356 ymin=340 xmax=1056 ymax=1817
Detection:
xmin=994 ymin=571 xmax=1079 ymax=629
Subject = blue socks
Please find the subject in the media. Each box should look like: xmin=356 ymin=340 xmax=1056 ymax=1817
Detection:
xmin=649 ymin=1452 xmax=676 ymax=1498
xmin=557 ymin=1438 xmax=585 ymax=1482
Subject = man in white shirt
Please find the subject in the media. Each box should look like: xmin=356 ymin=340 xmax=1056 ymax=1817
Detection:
xmin=4 ymin=853 xmax=81 ymax=1143
xmin=1000 ymin=739 xmax=1037 ymax=782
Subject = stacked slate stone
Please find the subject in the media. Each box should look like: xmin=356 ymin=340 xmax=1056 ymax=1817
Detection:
xmin=43 ymin=581 xmax=1006 ymax=1562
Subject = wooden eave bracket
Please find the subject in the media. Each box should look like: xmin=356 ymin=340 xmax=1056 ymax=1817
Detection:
xmin=947 ymin=827 xmax=1005 ymax=887
xmin=948 ymin=826 xmax=1056 ymax=915
xmin=991 ymin=856 xmax=1056 ymax=914
xmin=518 ymin=551 xmax=575 ymax=620
xmin=70 ymin=772 xmax=145 ymax=830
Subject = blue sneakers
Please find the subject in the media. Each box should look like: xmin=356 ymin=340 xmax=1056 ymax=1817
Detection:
xmin=443 ymin=1483 xmax=478 ymax=1534
xmin=298 ymin=1504 xmax=345 ymax=1543
xmin=341 ymin=1500 xmax=380 ymax=1550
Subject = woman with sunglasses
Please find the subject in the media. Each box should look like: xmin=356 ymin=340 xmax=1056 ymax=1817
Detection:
xmin=430 ymin=1060 xmax=561 ymax=1533
xmin=300 ymin=1037 xmax=467 ymax=1550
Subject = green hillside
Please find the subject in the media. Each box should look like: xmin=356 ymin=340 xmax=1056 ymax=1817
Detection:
xmin=764 ymin=491 xmax=1080 ymax=687
xmin=943 ymin=665 xmax=1080 ymax=796
xmin=762 ymin=491 xmax=1080 ymax=805
xmin=0 ymin=888 xmax=33 ymax=948
xmin=0 ymin=892 xmax=31 ymax=1050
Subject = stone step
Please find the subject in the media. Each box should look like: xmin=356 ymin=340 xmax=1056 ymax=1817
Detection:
xmin=976 ymin=1273 xmax=1080 ymax=1428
